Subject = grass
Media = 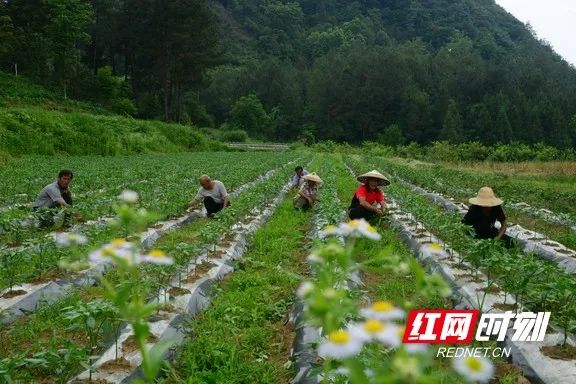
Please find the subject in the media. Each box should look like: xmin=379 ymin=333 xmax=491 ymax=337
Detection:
xmin=0 ymin=107 xmax=226 ymax=156
xmin=163 ymin=198 xmax=313 ymax=384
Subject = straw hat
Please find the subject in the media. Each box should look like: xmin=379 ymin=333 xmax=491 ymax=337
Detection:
xmin=303 ymin=172 xmax=323 ymax=184
xmin=357 ymin=170 xmax=390 ymax=186
xmin=469 ymin=187 xmax=503 ymax=207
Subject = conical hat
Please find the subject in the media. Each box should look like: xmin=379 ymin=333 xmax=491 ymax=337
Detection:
xmin=357 ymin=170 xmax=390 ymax=186
xmin=303 ymin=172 xmax=323 ymax=184
xmin=469 ymin=187 xmax=503 ymax=207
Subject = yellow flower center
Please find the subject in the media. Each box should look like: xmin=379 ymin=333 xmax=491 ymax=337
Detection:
xmin=149 ymin=249 xmax=166 ymax=258
xmin=329 ymin=330 xmax=350 ymax=344
xmin=465 ymin=357 xmax=483 ymax=372
xmin=348 ymin=220 xmax=360 ymax=228
xmin=324 ymin=225 xmax=337 ymax=231
xmin=366 ymin=225 xmax=377 ymax=233
xmin=428 ymin=243 xmax=443 ymax=250
xmin=102 ymin=246 xmax=116 ymax=257
xmin=372 ymin=301 xmax=394 ymax=312
xmin=112 ymin=238 xmax=127 ymax=246
xmin=363 ymin=319 xmax=385 ymax=333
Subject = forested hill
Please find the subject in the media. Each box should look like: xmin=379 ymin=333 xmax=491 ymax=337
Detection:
xmin=1 ymin=0 xmax=575 ymax=147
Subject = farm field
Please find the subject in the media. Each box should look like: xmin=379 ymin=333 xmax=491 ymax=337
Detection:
xmin=0 ymin=151 xmax=574 ymax=383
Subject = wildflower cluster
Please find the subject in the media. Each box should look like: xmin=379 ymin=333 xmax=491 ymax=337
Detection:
xmin=298 ymin=219 xmax=494 ymax=383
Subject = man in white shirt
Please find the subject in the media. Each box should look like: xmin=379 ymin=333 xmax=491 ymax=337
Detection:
xmin=189 ymin=175 xmax=230 ymax=217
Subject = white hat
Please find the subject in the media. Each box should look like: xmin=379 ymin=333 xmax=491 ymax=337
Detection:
xmin=303 ymin=172 xmax=323 ymax=184
xmin=469 ymin=187 xmax=503 ymax=207
xmin=357 ymin=170 xmax=390 ymax=186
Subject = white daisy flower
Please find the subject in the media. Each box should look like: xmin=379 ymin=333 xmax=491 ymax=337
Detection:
xmin=453 ymin=355 xmax=494 ymax=383
xmin=140 ymin=249 xmax=173 ymax=265
xmin=54 ymin=232 xmax=88 ymax=247
xmin=318 ymin=329 xmax=364 ymax=359
xmin=319 ymin=224 xmax=342 ymax=238
xmin=349 ymin=319 xmax=395 ymax=344
xmin=360 ymin=301 xmax=405 ymax=321
xmin=89 ymin=239 xmax=140 ymax=265
xmin=421 ymin=243 xmax=447 ymax=258
xmin=296 ymin=281 xmax=315 ymax=298
xmin=338 ymin=219 xmax=381 ymax=240
xmin=118 ymin=190 xmax=139 ymax=203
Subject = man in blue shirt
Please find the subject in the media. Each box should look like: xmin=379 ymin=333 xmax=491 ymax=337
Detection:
xmin=290 ymin=166 xmax=308 ymax=191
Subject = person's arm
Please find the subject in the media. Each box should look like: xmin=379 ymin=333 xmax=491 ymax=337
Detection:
xmin=358 ymin=197 xmax=383 ymax=216
xmin=378 ymin=191 xmax=387 ymax=210
xmin=47 ymin=186 xmax=69 ymax=207
xmin=220 ymin=182 xmax=230 ymax=209
xmin=188 ymin=188 xmax=203 ymax=208
xmin=290 ymin=175 xmax=298 ymax=190
xmin=356 ymin=186 xmax=382 ymax=215
xmin=496 ymin=207 xmax=507 ymax=239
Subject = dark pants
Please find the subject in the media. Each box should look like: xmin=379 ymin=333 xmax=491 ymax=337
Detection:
xmin=204 ymin=197 xmax=229 ymax=216
xmin=348 ymin=206 xmax=375 ymax=221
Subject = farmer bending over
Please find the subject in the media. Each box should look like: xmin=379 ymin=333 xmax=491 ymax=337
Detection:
xmin=33 ymin=169 xmax=82 ymax=227
xmin=189 ymin=175 xmax=230 ymax=217
xmin=462 ymin=187 xmax=514 ymax=248
xmin=348 ymin=170 xmax=389 ymax=221
xmin=293 ymin=173 xmax=322 ymax=210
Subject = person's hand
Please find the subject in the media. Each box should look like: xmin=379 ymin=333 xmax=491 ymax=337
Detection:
xmin=375 ymin=209 xmax=384 ymax=217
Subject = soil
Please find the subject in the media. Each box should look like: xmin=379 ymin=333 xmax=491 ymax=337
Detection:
xmin=210 ymin=250 xmax=227 ymax=259
xmin=540 ymin=345 xmax=576 ymax=360
xmin=492 ymin=302 xmax=517 ymax=311
xmin=267 ymin=318 xmax=296 ymax=383
xmin=477 ymin=285 xmax=501 ymax=294
xmin=99 ymin=357 xmax=133 ymax=373
xmin=29 ymin=269 xmax=65 ymax=284
xmin=167 ymin=286 xmax=191 ymax=297
xmin=122 ymin=333 xmax=159 ymax=353
xmin=182 ymin=273 xmax=204 ymax=285
xmin=555 ymin=249 xmax=574 ymax=255
xmin=454 ymin=273 xmax=476 ymax=279
xmin=74 ymin=380 xmax=110 ymax=384
xmin=194 ymin=261 xmax=217 ymax=275
xmin=466 ymin=276 xmax=485 ymax=283
xmin=1 ymin=289 xmax=27 ymax=299
xmin=7 ymin=242 xmax=20 ymax=248
xmin=494 ymin=359 xmax=529 ymax=383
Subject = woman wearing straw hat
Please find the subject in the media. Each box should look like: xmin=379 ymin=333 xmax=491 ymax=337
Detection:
xmin=349 ymin=170 xmax=390 ymax=220
xmin=462 ymin=187 xmax=513 ymax=247
xmin=294 ymin=173 xmax=323 ymax=210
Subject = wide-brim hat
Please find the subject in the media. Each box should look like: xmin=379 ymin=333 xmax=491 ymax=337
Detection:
xmin=303 ymin=172 xmax=323 ymax=184
xmin=469 ymin=187 xmax=503 ymax=207
xmin=357 ymin=170 xmax=390 ymax=186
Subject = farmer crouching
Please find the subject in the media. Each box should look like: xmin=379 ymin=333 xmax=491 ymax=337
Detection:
xmin=348 ymin=170 xmax=389 ymax=221
xmin=293 ymin=173 xmax=322 ymax=210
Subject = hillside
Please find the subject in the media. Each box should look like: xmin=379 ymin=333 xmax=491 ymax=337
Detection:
xmin=1 ymin=0 xmax=575 ymax=147
xmin=205 ymin=0 xmax=576 ymax=145
xmin=0 ymin=71 xmax=224 ymax=156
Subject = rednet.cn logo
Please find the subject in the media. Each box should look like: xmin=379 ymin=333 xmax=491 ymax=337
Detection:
xmin=402 ymin=310 xmax=551 ymax=358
